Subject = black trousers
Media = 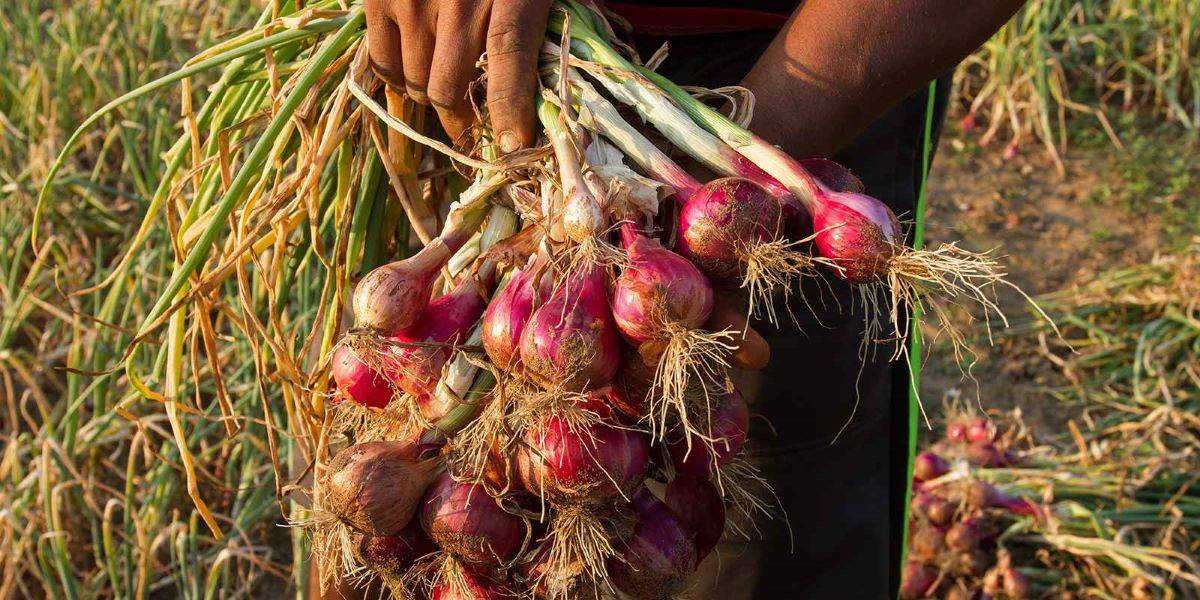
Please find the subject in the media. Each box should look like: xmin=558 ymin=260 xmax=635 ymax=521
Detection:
xmin=634 ymin=31 xmax=950 ymax=599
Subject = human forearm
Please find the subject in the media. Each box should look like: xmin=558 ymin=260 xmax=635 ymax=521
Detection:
xmin=742 ymin=0 xmax=1025 ymax=158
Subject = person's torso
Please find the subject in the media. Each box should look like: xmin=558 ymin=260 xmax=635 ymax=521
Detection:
xmin=607 ymin=1 xmax=797 ymax=35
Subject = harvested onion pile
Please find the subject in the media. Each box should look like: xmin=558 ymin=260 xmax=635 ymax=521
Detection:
xmin=303 ymin=2 xmax=1037 ymax=598
xmin=903 ymin=410 xmax=1200 ymax=599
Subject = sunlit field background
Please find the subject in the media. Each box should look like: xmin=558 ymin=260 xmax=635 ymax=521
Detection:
xmin=1 ymin=1 xmax=1196 ymax=597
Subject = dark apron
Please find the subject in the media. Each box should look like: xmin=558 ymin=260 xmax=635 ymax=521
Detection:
xmin=632 ymin=30 xmax=951 ymax=599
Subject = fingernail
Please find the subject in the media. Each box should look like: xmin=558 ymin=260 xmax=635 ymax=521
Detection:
xmin=498 ymin=131 xmax=520 ymax=154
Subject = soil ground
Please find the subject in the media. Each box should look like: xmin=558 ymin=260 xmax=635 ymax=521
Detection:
xmin=917 ymin=122 xmax=1199 ymax=431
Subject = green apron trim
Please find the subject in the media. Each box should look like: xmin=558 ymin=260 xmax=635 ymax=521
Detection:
xmin=900 ymin=78 xmax=939 ymax=595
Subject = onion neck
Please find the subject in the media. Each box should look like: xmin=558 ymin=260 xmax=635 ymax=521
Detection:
xmin=554 ymin=3 xmax=829 ymax=212
xmin=618 ymin=221 xmax=644 ymax=249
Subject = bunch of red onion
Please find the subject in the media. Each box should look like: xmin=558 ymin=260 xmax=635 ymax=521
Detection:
xmin=903 ymin=420 xmax=1045 ymax=599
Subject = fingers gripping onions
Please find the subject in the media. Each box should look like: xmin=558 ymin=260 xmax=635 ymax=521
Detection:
xmin=299 ymin=4 xmax=1034 ymax=595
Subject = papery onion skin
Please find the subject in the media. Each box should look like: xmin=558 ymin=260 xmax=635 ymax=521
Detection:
xmin=899 ymin=562 xmax=938 ymax=599
xmin=946 ymin=517 xmax=994 ymax=553
xmin=612 ymin=226 xmax=714 ymax=344
xmin=965 ymin=481 xmax=1041 ymax=516
xmin=911 ymin=492 xmax=957 ymax=527
xmin=607 ymin=352 xmax=653 ymax=421
xmin=516 ymin=412 xmax=650 ymax=505
xmin=358 ymin=520 xmax=437 ymax=578
xmin=667 ymin=388 xmax=750 ymax=477
xmin=912 ymin=451 xmax=951 ymax=482
xmin=420 ymin=472 xmax=525 ymax=566
xmin=909 ymin=524 xmax=946 ymax=561
xmin=676 ymin=177 xmax=785 ymax=282
xmin=353 ymin=234 xmax=466 ymax=335
xmin=608 ymin=488 xmax=698 ymax=599
xmin=331 ymin=345 xmax=393 ymax=408
xmin=519 ymin=267 xmax=621 ymax=392
xmin=323 ymin=441 xmax=436 ymax=537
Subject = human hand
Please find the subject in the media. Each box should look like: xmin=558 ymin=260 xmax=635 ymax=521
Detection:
xmin=705 ymin=289 xmax=770 ymax=371
xmin=365 ymin=0 xmax=554 ymax=150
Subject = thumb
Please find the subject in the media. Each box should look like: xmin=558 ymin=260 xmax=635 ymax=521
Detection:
xmin=706 ymin=294 xmax=770 ymax=371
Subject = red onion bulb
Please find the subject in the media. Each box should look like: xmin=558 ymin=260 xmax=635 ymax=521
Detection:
xmin=519 ymin=267 xmax=621 ymax=392
xmin=676 ymin=177 xmax=786 ymax=282
xmin=668 ymin=388 xmax=750 ymax=477
xmin=608 ymin=488 xmax=698 ymax=599
xmin=482 ymin=266 xmax=542 ymax=370
xmin=517 ymin=412 xmax=650 ymax=505
xmin=420 ymin=472 xmax=525 ymax=566
xmin=664 ymin=474 xmax=725 ymax=561
xmin=384 ymin=277 xmax=486 ymax=419
xmin=810 ymin=190 xmax=901 ymax=284
xmin=331 ymin=345 xmax=393 ymax=408
xmin=612 ymin=225 xmax=714 ymax=344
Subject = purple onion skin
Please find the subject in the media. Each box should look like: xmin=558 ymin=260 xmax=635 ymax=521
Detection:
xmin=811 ymin=190 xmax=901 ymax=283
xmin=676 ymin=178 xmax=785 ymax=282
xmin=727 ymin=153 xmax=810 ymax=238
xmin=519 ymin=267 xmax=621 ymax=392
xmin=482 ymin=267 xmax=542 ymax=370
xmin=912 ymin=451 xmax=951 ymax=482
xmin=665 ymin=474 xmax=725 ymax=561
xmin=612 ymin=227 xmax=714 ymax=344
xmin=359 ymin=520 xmax=436 ymax=577
xmin=609 ymin=488 xmax=698 ymax=599
xmin=899 ymin=561 xmax=938 ymax=599
xmin=331 ymin=346 xmax=393 ymax=408
xmin=910 ymin=492 xmax=956 ymax=527
xmin=431 ymin=566 xmax=518 ymax=600
xmin=517 ymin=413 xmax=650 ymax=505
xmin=667 ymin=389 xmax=750 ymax=477
xmin=384 ymin=278 xmax=486 ymax=418
xmin=420 ymin=472 xmax=524 ymax=566
xmin=910 ymin=524 xmax=946 ymax=561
